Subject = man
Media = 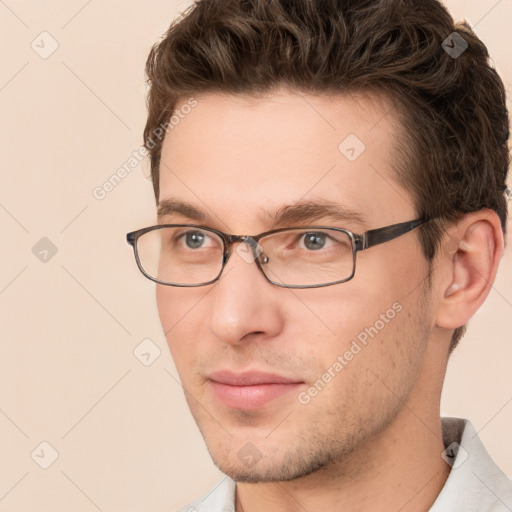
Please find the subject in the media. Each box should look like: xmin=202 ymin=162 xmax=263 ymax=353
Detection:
xmin=126 ymin=0 xmax=511 ymax=510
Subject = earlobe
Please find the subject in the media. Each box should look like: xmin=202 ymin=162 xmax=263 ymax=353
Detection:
xmin=435 ymin=211 xmax=504 ymax=330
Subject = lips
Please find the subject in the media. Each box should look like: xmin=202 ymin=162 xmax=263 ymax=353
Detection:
xmin=207 ymin=370 xmax=304 ymax=410
xmin=208 ymin=370 xmax=302 ymax=386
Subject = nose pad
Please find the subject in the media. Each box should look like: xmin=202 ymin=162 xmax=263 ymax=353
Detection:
xmin=257 ymin=252 xmax=269 ymax=265
xmin=234 ymin=237 xmax=265 ymax=264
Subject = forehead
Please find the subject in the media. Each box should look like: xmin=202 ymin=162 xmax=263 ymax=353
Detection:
xmin=158 ymin=88 xmax=413 ymax=231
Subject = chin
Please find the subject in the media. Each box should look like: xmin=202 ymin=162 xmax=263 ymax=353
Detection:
xmin=209 ymin=445 xmax=333 ymax=483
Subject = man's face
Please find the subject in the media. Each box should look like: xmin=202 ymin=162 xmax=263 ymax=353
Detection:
xmin=156 ymin=88 xmax=434 ymax=482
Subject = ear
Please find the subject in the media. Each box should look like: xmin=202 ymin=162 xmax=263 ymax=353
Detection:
xmin=434 ymin=209 xmax=505 ymax=331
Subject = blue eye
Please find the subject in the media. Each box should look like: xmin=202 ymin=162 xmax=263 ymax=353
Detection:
xmin=303 ymin=232 xmax=327 ymax=250
xmin=185 ymin=231 xmax=205 ymax=249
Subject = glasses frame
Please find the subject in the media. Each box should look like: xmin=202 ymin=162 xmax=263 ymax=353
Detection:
xmin=126 ymin=218 xmax=429 ymax=289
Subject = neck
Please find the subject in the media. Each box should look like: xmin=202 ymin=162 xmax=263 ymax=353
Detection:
xmin=235 ymin=405 xmax=450 ymax=512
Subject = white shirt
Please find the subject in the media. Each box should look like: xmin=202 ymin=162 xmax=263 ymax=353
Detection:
xmin=178 ymin=417 xmax=512 ymax=512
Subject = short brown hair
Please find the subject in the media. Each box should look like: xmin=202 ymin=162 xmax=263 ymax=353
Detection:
xmin=143 ymin=0 xmax=510 ymax=350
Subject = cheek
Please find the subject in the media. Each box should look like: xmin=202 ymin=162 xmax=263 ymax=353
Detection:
xmin=293 ymin=280 xmax=397 ymax=348
xmin=294 ymin=277 xmax=425 ymax=383
xmin=155 ymin=285 xmax=208 ymax=367
xmin=156 ymin=284 xmax=208 ymax=325
xmin=156 ymin=284 xmax=177 ymax=336
xmin=299 ymin=293 xmax=426 ymax=420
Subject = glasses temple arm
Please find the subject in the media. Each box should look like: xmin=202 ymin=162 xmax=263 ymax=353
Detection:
xmin=356 ymin=219 xmax=429 ymax=251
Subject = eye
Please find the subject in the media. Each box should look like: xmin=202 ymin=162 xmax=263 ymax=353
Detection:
xmin=173 ymin=229 xmax=220 ymax=251
xmin=184 ymin=231 xmax=206 ymax=249
xmin=302 ymin=232 xmax=328 ymax=251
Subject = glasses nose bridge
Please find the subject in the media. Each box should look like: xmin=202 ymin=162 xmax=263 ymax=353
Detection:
xmin=224 ymin=234 xmax=258 ymax=251
xmin=222 ymin=233 xmax=267 ymax=269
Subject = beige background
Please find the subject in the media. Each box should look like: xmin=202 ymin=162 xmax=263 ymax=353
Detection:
xmin=0 ymin=1 xmax=511 ymax=511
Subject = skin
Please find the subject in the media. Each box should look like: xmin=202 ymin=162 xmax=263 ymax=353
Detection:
xmin=154 ymin=87 xmax=504 ymax=512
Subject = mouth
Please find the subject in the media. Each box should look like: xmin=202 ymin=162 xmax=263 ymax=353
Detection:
xmin=207 ymin=370 xmax=304 ymax=410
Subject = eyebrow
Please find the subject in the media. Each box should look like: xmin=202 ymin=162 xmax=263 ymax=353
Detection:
xmin=157 ymin=199 xmax=206 ymax=222
xmin=265 ymin=200 xmax=366 ymax=228
xmin=157 ymin=198 xmax=367 ymax=229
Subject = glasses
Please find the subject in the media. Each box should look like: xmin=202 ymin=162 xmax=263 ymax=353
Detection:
xmin=126 ymin=219 xmax=428 ymax=289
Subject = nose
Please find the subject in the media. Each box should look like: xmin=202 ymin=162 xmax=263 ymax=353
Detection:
xmin=208 ymin=240 xmax=284 ymax=346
